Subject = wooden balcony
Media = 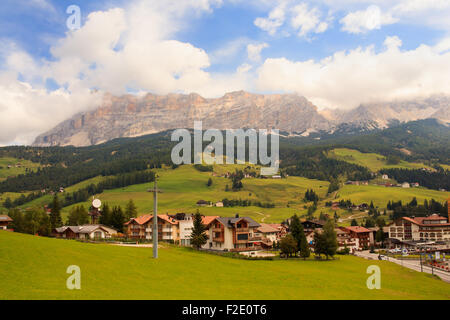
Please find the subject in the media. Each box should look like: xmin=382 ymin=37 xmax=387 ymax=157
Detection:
xmin=248 ymin=236 xmax=262 ymax=242
xmin=236 ymin=228 xmax=249 ymax=233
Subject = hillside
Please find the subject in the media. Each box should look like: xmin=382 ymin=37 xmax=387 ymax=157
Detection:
xmin=1 ymin=231 xmax=449 ymax=300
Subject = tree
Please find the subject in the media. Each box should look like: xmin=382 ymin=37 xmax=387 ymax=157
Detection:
xmin=351 ymin=219 xmax=358 ymax=226
xmin=190 ymin=212 xmax=207 ymax=249
xmin=111 ymin=206 xmax=125 ymax=233
xmin=207 ymin=178 xmax=212 ymax=187
xmin=322 ymin=220 xmax=338 ymax=259
xmin=299 ymin=229 xmax=310 ymax=260
xmin=100 ymin=203 xmax=112 ymax=227
xmin=279 ymin=234 xmax=297 ymax=258
xmin=289 ymin=214 xmax=302 ymax=255
xmin=3 ymin=197 xmax=12 ymax=209
xmin=125 ymin=199 xmax=138 ymax=220
xmin=67 ymin=205 xmax=89 ymax=226
xmin=49 ymin=194 xmax=62 ymax=229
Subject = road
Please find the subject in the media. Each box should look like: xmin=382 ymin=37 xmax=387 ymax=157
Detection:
xmin=355 ymin=251 xmax=450 ymax=283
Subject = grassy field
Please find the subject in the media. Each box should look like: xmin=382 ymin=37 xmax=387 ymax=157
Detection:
xmin=328 ymin=148 xmax=431 ymax=172
xmin=62 ymin=165 xmax=329 ymax=223
xmin=337 ymin=184 xmax=449 ymax=209
xmin=0 ymin=231 xmax=449 ymax=300
xmin=0 ymin=157 xmax=40 ymax=181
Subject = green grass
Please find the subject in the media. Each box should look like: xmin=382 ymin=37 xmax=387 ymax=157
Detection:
xmin=337 ymin=184 xmax=449 ymax=208
xmin=62 ymin=165 xmax=330 ymax=223
xmin=0 ymin=231 xmax=448 ymax=300
xmin=328 ymin=148 xmax=431 ymax=172
xmin=0 ymin=157 xmax=41 ymax=182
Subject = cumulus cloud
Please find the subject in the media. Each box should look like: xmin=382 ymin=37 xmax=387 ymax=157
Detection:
xmin=256 ymin=35 xmax=450 ymax=109
xmin=247 ymin=43 xmax=269 ymax=62
xmin=291 ymin=3 xmax=329 ymax=38
xmin=0 ymin=0 xmax=225 ymax=145
xmin=340 ymin=5 xmax=398 ymax=34
xmin=254 ymin=1 xmax=330 ymax=38
xmin=253 ymin=2 xmax=287 ymax=36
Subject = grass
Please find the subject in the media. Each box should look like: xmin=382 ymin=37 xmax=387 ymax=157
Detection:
xmin=62 ymin=165 xmax=330 ymax=223
xmin=328 ymin=148 xmax=431 ymax=172
xmin=337 ymin=184 xmax=449 ymax=209
xmin=0 ymin=231 xmax=449 ymax=300
xmin=0 ymin=157 xmax=40 ymax=182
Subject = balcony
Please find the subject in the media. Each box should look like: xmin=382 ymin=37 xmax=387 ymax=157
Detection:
xmin=248 ymin=236 xmax=262 ymax=242
xmin=162 ymin=228 xmax=172 ymax=232
xmin=145 ymin=228 xmax=152 ymax=232
xmin=162 ymin=235 xmax=173 ymax=240
xmin=212 ymin=228 xmax=222 ymax=232
xmin=236 ymin=228 xmax=249 ymax=233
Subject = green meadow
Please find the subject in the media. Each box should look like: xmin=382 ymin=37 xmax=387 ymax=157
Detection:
xmin=0 ymin=231 xmax=449 ymax=300
xmin=0 ymin=157 xmax=40 ymax=181
xmin=328 ymin=148 xmax=430 ymax=172
xmin=337 ymin=184 xmax=449 ymax=209
xmin=62 ymin=165 xmax=330 ymax=223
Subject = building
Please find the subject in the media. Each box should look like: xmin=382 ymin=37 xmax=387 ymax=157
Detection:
xmin=340 ymin=226 xmax=372 ymax=249
xmin=267 ymin=223 xmax=288 ymax=240
xmin=257 ymin=223 xmax=279 ymax=248
xmin=335 ymin=228 xmax=358 ymax=251
xmin=196 ymin=200 xmax=209 ymax=207
xmin=388 ymin=214 xmax=450 ymax=242
xmin=215 ymin=202 xmax=224 ymax=207
xmin=301 ymin=219 xmax=326 ymax=232
xmin=203 ymin=215 xmax=261 ymax=252
xmin=53 ymin=225 xmax=117 ymax=239
xmin=125 ymin=214 xmax=180 ymax=242
xmin=401 ymin=182 xmax=410 ymax=188
xmin=177 ymin=214 xmax=220 ymax=246
xmin=382 ymin=174 xmax=389 ymax=180
xmin=0 ymin=215 xmax=13 ymax=230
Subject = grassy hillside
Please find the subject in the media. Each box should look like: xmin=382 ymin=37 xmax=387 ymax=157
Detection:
xmin=62 ymin=165 xmax=329 ymax=223
xmin=328 ymin=148 xmax=430 ymax=172
xmin=336 ymin=184 xmax=449 ymax=209
xmin=0 ymin=157 xmax=40 ymax=181
xmin=0 ymin=231 xmax=449 ymax=300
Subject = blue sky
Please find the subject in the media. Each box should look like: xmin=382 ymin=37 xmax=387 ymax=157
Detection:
xmin=1 ymin=0 xmax=450 ymax=145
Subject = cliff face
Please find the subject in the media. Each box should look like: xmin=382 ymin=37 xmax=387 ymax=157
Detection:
xmin=32 ymin=91 xmax=331 ymax=146
xmin=32 ymin=91 xmax=450 ymax=147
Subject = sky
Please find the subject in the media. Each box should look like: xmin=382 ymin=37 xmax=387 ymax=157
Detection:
xmin=1 ymin=0 xmax=450 ymax=145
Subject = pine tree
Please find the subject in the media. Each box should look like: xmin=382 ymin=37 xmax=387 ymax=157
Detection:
xmin=279 ymin=234 xmax=297 ymax=258
xmin=351 ymin=219 xmax=358 ymax=226
xmin=111 ymin=206 xmax=125 ymax=233
xmin=125 ymin=199 xmax=138 ymax=220
xmin=100 ymin=203 xmax=111 ymax=226
xmin=207 ymin=178 xmax=212 ymax=187
xmin=289 ymin=214 xmax=302 ymax=255
xmin=49 ymin=194 xmax=62 ymax=229
xmin=299 ymin=225 xmax=310 ymax=260
xmin=190 ymin=212 xmax=207 ymax=249
xmin=322 ymin=219 xmax=338 ymax=259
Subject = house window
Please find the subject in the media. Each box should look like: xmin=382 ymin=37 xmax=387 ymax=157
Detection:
xmin=237 ymin=233 xmax=248 ymax=241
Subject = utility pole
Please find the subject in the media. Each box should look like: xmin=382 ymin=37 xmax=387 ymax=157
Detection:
xmin=148 ymin=178 xmax=162 ymax=259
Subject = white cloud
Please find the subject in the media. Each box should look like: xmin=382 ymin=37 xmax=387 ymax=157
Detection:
xmin=340 ymin=5 xmax=398 ymax=34
xmin=247 ymin=42 xmax=269 ymax=62
xmin=256 ymin=36 xmax=450 ymax=109
xmin=254 ymin=2 xmax=287 ymax=36
xmin=291 ymin=3 xmax=329 ymax=38
xmin=0 ymin=0 xmax=225 ymax=145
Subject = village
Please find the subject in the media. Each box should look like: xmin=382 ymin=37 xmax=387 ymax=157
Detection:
xmin=2 ymin=196 xmax=450 ymax=269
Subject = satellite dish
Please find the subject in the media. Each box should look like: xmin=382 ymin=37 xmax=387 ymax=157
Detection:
xmin=92 ymin=199 xmax=102 ymax=209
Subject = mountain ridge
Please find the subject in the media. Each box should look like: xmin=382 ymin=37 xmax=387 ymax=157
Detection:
xmin=33 ymin=91 xmax=450 ymax=147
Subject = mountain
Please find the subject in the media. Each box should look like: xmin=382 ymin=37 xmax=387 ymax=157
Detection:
xmin=33 ymin=91 xmax=450 ymax=147
xmin=33 ymin=91 xmax=330 ymax=147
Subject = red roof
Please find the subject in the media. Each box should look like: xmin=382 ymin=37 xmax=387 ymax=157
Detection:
xmin=401 ymin=215 xmax=450 ymax=226
xmin=125 ymin=214 xmax=179 ymax=225
xmin=202 ymin=216 xmax=220 ymax=225
xmin=342 ymin=226 xmax=371 ymax=233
